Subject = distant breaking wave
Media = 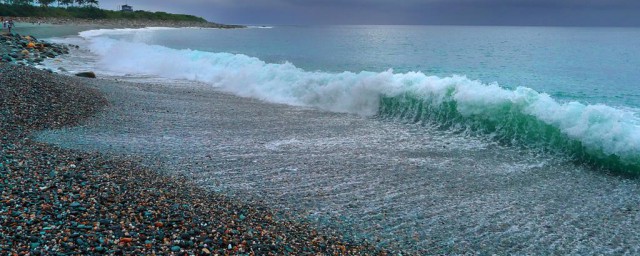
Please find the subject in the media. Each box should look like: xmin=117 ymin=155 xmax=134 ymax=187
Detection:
xmin=78 ymin=28 xmax=640 ymax=173
xmin=247 ymin=25 xmax=274 ymax=29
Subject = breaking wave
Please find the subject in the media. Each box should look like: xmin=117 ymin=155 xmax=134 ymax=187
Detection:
xmin=78 ymin=28 xmax=640 ymax=173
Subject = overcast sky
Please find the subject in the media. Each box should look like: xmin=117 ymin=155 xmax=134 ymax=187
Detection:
xmin=96 ymin=0 xmax=640 ymax=26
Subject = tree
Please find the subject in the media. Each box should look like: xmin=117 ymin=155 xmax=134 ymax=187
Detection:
xmin=74 ymin=0 xmax=85 ymax=7
xmin=86 ymin=0 xmax=97 ymax=7
xmin=13 ymin=0 xmax=32 ymax=5
xmin=59 ymin=0 xmax=71 ymax=7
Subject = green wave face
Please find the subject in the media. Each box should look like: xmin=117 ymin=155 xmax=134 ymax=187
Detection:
xmin=79 ymin=29 xmax=640 ymax=175
xmin=378 ymin=90 xmax=640 ymax=175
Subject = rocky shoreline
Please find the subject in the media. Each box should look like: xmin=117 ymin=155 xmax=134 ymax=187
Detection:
xmin=0 ymin=32 xmax=73 ymax=68
xmin=0 ymin=16 xmax=243 ymax=68
xmin=0 ymin=33 xmax=391 ymax=254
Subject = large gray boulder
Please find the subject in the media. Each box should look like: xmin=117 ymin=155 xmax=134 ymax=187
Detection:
xmin=75 ymin=71 xmax=96 ymax=78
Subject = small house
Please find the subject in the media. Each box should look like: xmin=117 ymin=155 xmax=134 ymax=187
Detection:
xmin=121 ymin=5 xmax=133 ymax=12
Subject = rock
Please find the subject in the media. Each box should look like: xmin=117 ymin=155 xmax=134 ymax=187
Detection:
xmin=171 ymin=245 xmax=181 ymax=252
xmin=70 ymin=202 xmax=81 ymax=207
xmin=75 ymin=71 xmax=96 ymax=78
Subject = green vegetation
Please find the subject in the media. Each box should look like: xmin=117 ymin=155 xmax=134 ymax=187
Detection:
xmin=0 ymin=1 xmax=208 ymax=22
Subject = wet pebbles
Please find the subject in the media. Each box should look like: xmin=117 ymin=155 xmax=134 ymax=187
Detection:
xmin=0 ymin=32 xmax=73 ymax=69
xmin=0 ymin=61 xmax=390 ymax=254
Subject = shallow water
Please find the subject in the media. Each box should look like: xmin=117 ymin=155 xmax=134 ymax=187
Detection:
xmin=13 ymin=22 xmax=97 ymax=39
xmin=37 ymin=77 xmax=640 ymax=254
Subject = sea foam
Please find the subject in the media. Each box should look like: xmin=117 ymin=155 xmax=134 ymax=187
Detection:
xmin=78 ymin=28 xmax=640 ymax=172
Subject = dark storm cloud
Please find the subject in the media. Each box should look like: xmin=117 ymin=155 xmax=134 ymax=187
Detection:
xmin=97 ymin=0 xmax=640 ymax=26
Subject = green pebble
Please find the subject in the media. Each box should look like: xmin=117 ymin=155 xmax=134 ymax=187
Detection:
xmin=171 ymin=246 xmax=181 ymax=252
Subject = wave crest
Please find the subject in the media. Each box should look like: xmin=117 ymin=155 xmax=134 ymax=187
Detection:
xmin=80 ymin=29 xmax=640 ymax=173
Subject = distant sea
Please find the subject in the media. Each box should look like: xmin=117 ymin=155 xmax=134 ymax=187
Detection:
xmin=40 ymin=25 xmax=640 ymax=253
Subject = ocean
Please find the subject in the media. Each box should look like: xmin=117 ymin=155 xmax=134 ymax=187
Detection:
xmin=38 ymin=25 xmax=640 ymax=253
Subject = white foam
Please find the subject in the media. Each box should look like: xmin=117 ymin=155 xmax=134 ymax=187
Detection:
xmin=247 ymin=25 xmax=274 ymax=29
xmin=75 ymin=28 xmax=640 ymax=161
xmin=78 ymin=27 xmax=178 ymax=38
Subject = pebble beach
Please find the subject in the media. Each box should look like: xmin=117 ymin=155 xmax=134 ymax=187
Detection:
xmin=0 ymin=25 xmax=390 ymax=255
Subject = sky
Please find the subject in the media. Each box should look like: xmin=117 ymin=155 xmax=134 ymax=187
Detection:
xmin=96 ymin=0 xmax=640 ymax=26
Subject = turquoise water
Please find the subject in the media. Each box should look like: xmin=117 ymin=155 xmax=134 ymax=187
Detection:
xmin=39 ymin=25 xmax=640 ymax=253
xmin=106 ymin=26 xmax=640 ymax=107
xmin=57 ymin=25 xmax=640 ymax=173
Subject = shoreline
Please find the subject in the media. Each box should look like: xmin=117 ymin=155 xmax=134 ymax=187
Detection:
xmin=0 ymin=21 xmax=391 ymax=254
xmin=0 ymin=63 xmax=390 ymax=254
xmin=6 ymin=21 xmax=640 ymax=255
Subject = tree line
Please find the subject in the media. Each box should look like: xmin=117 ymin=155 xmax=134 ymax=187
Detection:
xmin=0 ymin=0 xmax=208 ymax=22
xmin=0 ymin=0 xmax=98 ymax=8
